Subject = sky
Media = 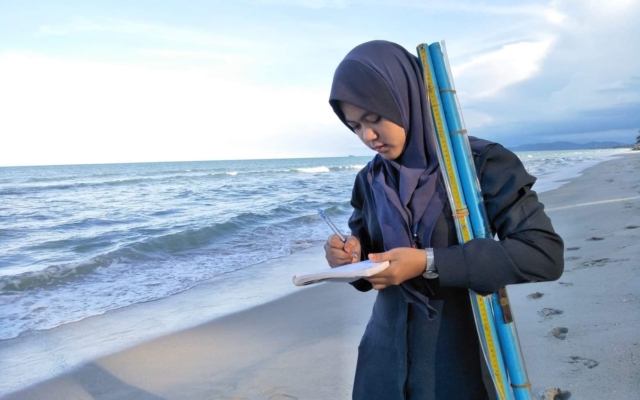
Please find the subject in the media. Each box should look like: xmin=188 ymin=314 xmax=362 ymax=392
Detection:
xmin=1 ymin=0 xmax=639 ymax=166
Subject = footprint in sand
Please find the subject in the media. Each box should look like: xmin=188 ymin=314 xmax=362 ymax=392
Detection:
xmin=576 ymin=258 xmax=629 ymax=270
xmin=586 ymin=236 xmax=604 ymax=241
xmin=539 ymin=308 xmax=564 ymax=319
xmin=577 ymin=258 xmax=610 ymax=269
xmin=527 ymin=292 xmax=544 ymax=299
xmin=261 ymin=387 xmax=298 ymax=400
xmin=558 ymin=282 xmax=573 ymax=286
xmin=566 ymin=356 xmax=599 ymax=369
xmin=625 ymin=225 xmax=639 ymax=229
xmin=549 ymin=327 xmax=569 ymax=340
xmin=566 ymin=247 xmax=580 ymax=251
xmin=564 ymin=256 xmax=581 ymax=261
xmin=536 ymin=388 xmax=572 ymax=400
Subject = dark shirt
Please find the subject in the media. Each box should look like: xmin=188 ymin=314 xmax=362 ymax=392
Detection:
xmin=347 ymin=141 xmax=564 ymax=399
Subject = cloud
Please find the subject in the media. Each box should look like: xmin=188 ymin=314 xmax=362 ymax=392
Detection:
xmin=138 ymin=49 xmax=256 ymax=68
xmin=387 ymin=0 xmax=566 ymax=21
xmin=452 ymin=39 xmax=554 ymax=98
xmin=4 ymin=0 xmax=640 ymax=166
xmin=0 ymin=52 xmax=344 ymax=166
xmin=38 ymin=18 xmax=253 ymax=48
xmin=443 ymin=0 xmax=640 ymax=144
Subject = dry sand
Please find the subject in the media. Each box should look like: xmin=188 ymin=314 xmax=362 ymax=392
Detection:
xmin=3 ymin=152 xmax=640 ymax=400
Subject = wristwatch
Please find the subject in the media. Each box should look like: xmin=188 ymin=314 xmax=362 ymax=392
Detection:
xmin=422 ymin=248 xmax=438 ymax=279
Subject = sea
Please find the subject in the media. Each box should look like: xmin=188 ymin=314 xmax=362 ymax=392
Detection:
xmin=0 ymin=148 xmax=627 ymax=394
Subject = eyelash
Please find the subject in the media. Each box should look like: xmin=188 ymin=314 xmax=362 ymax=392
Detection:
xmin=351 ymin=116 xmax=381 ymax=131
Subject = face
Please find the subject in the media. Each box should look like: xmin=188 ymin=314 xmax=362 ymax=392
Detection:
xmin=340 ymin=102 xmax=406 ymax=161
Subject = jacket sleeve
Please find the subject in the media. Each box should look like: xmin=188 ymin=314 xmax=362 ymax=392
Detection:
xmin=348 ymin=170 xmax=374 ymax=292
xmin=435 ymin=144 xmax=564 ymax=294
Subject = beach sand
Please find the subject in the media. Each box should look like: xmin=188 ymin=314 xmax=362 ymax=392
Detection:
xmin=3 ymin=152 xmax=640 ymax=400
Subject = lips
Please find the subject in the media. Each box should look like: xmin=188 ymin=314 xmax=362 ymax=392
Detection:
xmin=373 ymin=144 xmax=387 ymax=152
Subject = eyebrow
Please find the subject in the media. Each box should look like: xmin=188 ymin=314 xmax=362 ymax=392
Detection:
xmin=345 ymin=112 xmax=377 ymax=125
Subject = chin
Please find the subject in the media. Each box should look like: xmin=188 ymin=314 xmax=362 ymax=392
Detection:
xmin=380 ymin=151 xmax=400 ymax=161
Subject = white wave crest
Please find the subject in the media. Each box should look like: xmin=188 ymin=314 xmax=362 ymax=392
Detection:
xmin=296 ymin=166 xmax=330 ymax=173
xmin=226 ymin=171 xmax=238 ymax=176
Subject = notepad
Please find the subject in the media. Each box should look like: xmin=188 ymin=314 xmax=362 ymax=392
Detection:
xmin=292 ymin=260 xmax=390 ymax=286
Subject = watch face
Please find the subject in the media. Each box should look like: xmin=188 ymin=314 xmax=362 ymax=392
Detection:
xmin=423 ymin=271 xmax=439 ymax=279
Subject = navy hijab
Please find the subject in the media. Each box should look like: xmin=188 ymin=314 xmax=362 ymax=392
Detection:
xmin=329 ymin=40 xmax=446 ymax=316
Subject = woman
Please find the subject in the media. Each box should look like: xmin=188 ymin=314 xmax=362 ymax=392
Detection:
xmin=324 ymin=40 xmax=564 ymax=399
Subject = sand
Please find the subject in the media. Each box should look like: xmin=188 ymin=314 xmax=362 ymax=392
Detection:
xmin=3 ymin=152 xmax=640 ymax=400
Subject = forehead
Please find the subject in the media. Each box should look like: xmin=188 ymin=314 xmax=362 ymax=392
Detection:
xmin=340 ymin=102 xmax=372 ymax=121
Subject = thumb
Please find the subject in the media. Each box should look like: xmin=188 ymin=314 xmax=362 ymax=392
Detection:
xmin=368 ymin=251 xmax=392 ymax=263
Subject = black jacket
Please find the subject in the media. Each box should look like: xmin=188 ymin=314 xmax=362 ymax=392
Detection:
xmin=348 ymin=140 xmax=564 ymax=399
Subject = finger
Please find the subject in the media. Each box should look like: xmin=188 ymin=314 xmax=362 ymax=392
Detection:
xmin=324 ymin=243 xmax=353 ymax=267
xmin=372 ymin=283 xmax=387 ymax=290
xmin=345 ymin=236 xmax=359 ymax=247
xmin=327 ymin=234 xmax=346 ymax=248
xmin=344 ymin=236 xmax=360 ymax=252
xmin=328 ymin=248 xmax=353 ymax=263
xmin=324 ymin=241 xmax=345 ymax=256
xmin=366 ymin=276 xmax=389 ymax=285
xmin=368 ymin=250 xmax=394 ymax=263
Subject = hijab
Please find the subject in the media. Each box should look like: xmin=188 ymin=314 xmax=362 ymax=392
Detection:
xmin=329 ymin=40 xmax=446 ymax=317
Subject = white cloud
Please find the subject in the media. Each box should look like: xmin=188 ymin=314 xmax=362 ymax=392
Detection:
xmin=139 ymin=49 xmax=256 ymax=67
xmin=452 ymin=39 xmax=554 ymax=98
xmin=462 ymin=110 xmax=494 ymax=130
xmin=544 ymin=8 xmax=566 ymax=24
xmin=389 ymin=0 xmax=565 ymax=19
xmin=38 ymin=18 xmax=252 ymax=48
xmin=432 ymin=0 xmax=640 ymax=144
xmin=5 ymin=0 xmax=640 ymax=164
xmin=0 ymin=52 xmax=342 ymax=166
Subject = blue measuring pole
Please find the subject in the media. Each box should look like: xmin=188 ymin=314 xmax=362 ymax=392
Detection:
xmin=428 ymin=41 xmax=532 ymax=400
xmin=418 ymin=43 xmax=514 ymax=400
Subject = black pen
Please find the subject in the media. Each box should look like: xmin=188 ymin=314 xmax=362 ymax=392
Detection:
xmin=318 ymin=209 xmax=359 ymax=260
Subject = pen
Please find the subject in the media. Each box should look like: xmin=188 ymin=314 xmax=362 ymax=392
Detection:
xmin=317 ymin=209 xmax=359 ymax=260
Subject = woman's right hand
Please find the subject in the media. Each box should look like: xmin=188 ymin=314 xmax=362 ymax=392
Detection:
xmin=324 ymin=234 xmax=361 ymax=268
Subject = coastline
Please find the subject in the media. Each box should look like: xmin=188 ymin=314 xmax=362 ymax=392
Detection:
xmin=2 ymin=151 xmax=640 ymax=399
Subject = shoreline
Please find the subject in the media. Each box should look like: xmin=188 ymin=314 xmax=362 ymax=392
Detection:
xmin=2 ymin=151 xmax=639 ymax=399
xmin=0 ymin=242 xmax=331 ymax=397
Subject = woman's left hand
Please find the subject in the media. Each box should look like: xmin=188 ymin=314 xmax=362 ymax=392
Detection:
xmin=365 ymin=248 xmax=427 ymax=290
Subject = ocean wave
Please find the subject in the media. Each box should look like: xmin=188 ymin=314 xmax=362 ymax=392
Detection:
xmin=295 ymin=166 xmax=330 ymax=173
xmin=1 ymin=172 xmax=237 ymax=195
xmin=207 ymin=172 xmax=228 ymax=178
xmin=0 ymin=203 xmax=348 ymax=293
xmin=330 ymin=164 xmax=366 ymax=171
xmin=1 ymin=177 xmax=156 ymax=195
xmin=25 ymin=175 xmax=87 ymax=183
xmin=218 ymin=165 xmax=366 ymax=175
xmin=1 ymin=166 xmax=365 ymax=192
xmin=0 ymin=256 xmax=114 ymax=293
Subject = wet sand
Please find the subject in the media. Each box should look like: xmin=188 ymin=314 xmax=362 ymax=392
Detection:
xmin=4 ymin=152 xmax=640 ymax=400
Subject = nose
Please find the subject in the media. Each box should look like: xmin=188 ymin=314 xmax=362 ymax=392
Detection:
xmin=361 ymin=125 xmax=377 ymax=142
